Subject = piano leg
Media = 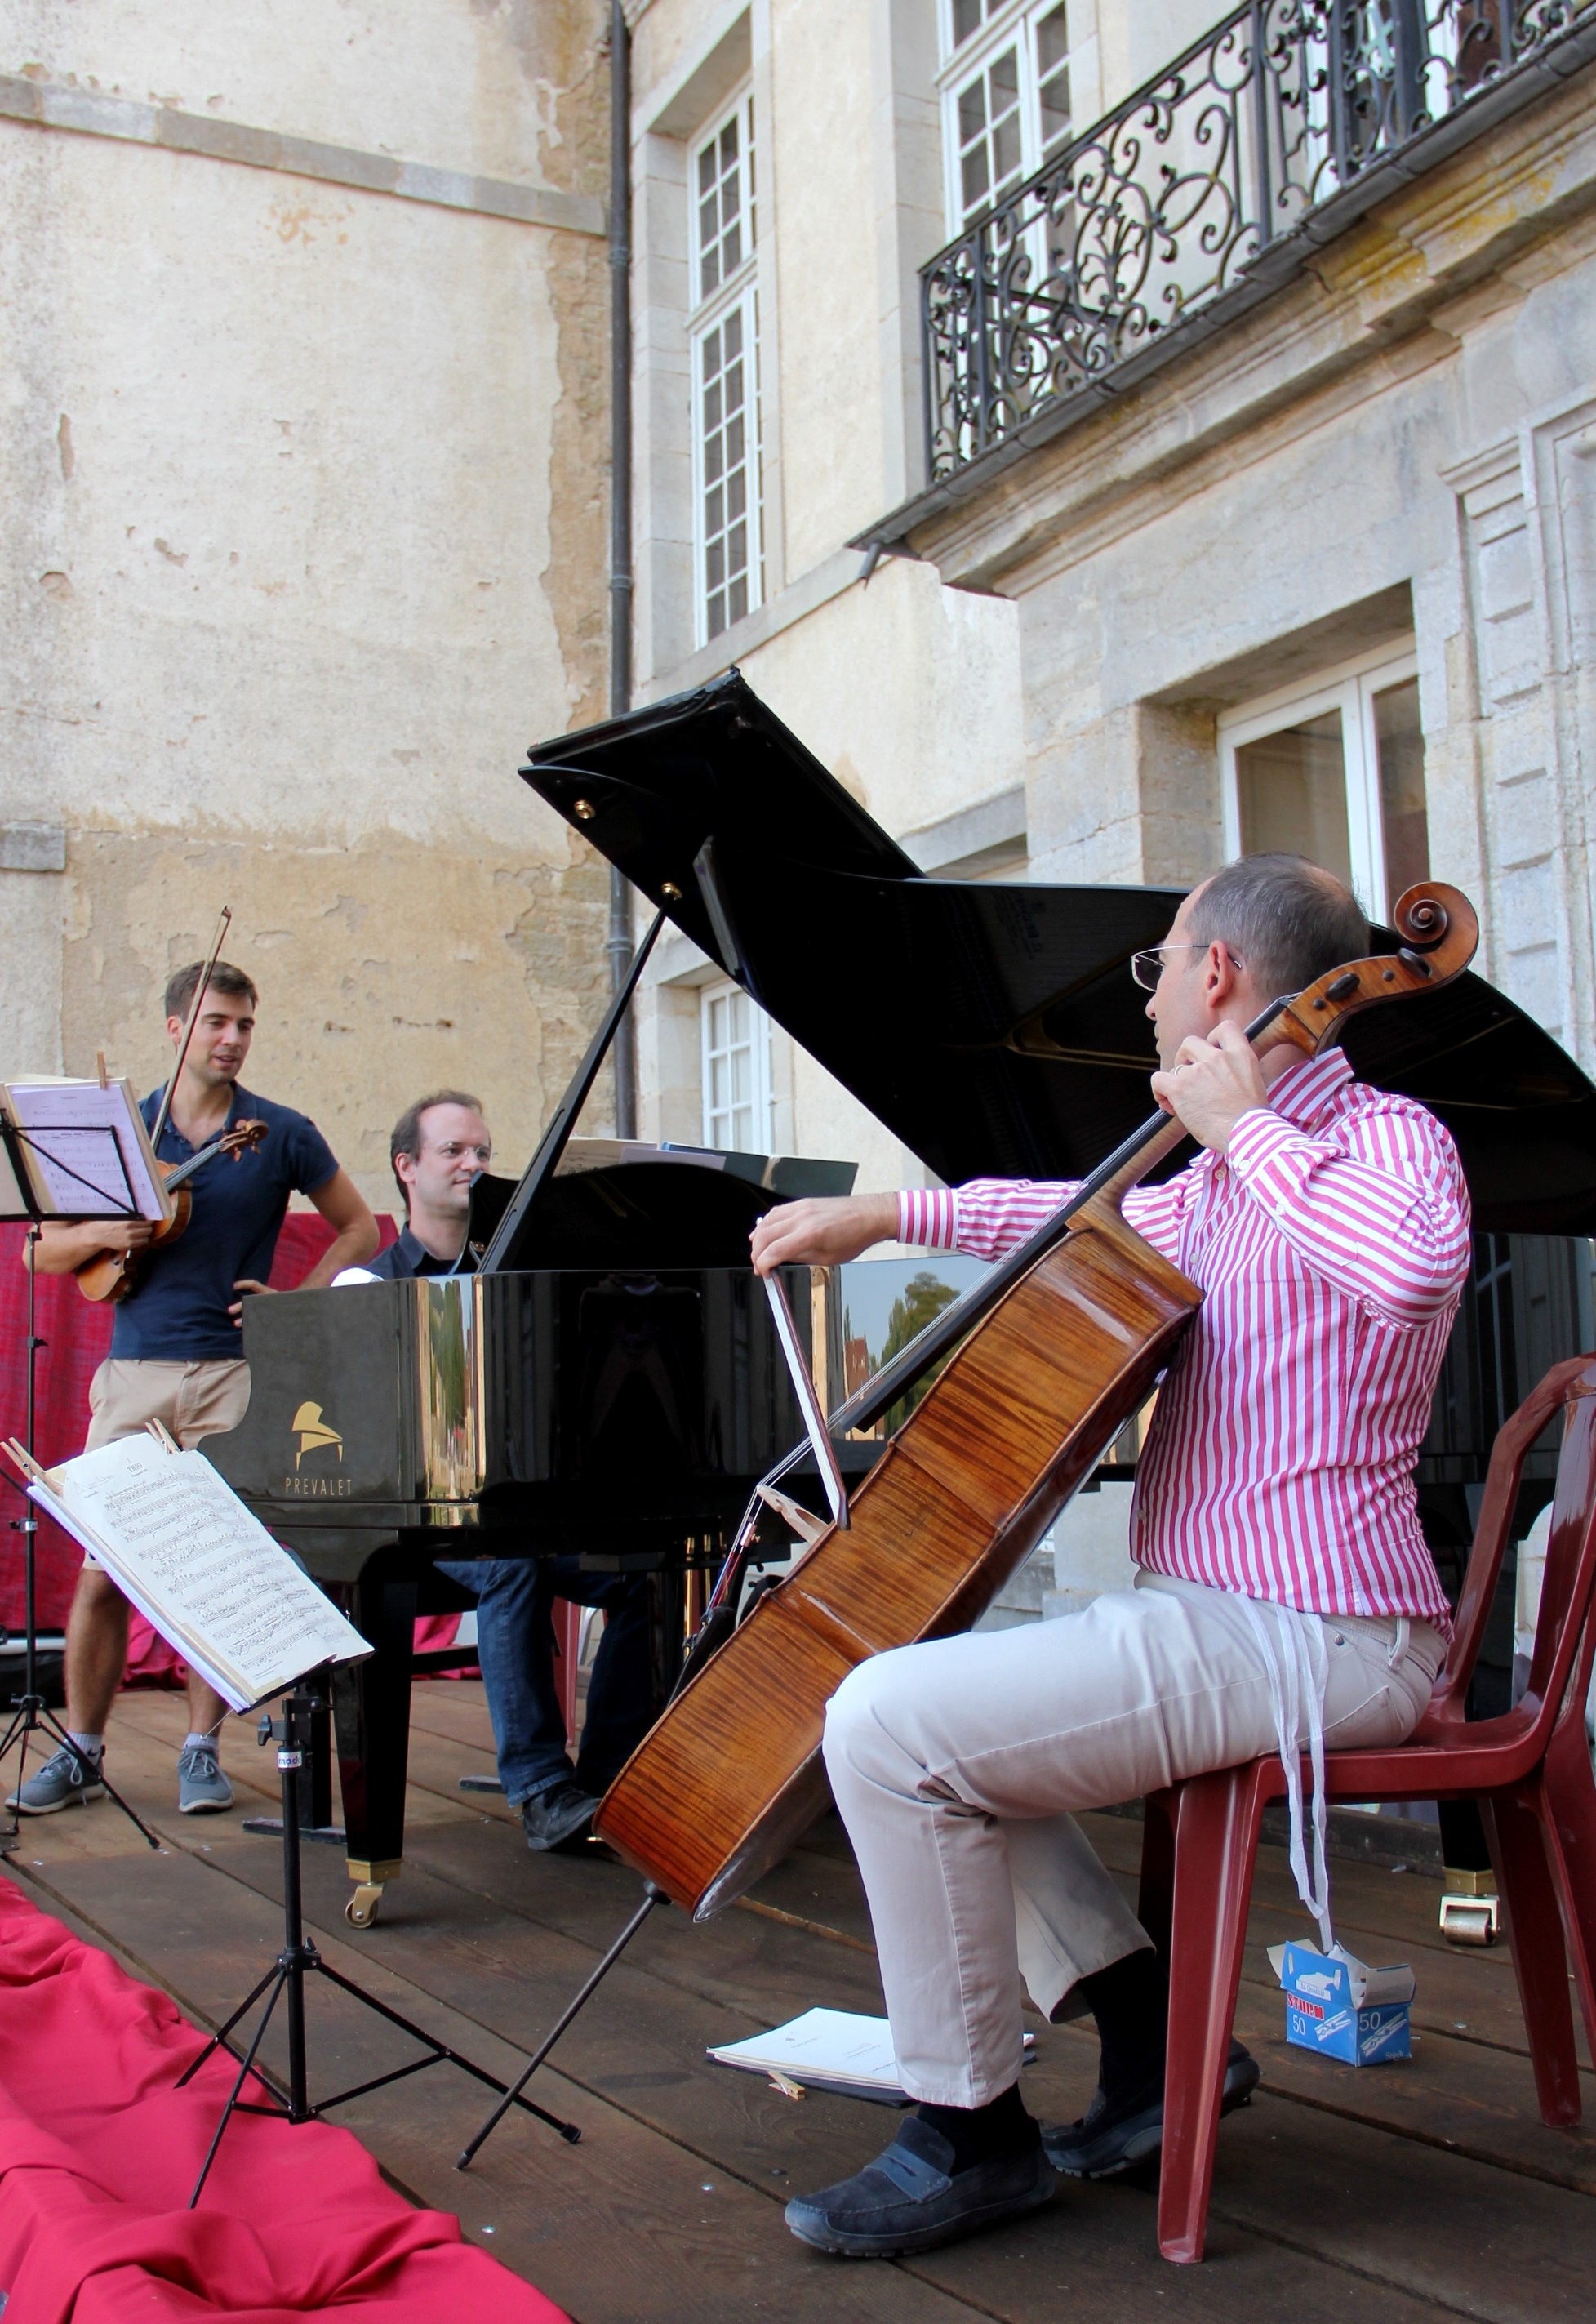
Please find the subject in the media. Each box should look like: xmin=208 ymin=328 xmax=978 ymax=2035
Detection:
xmin=328 ymin=1571 xmax=419 ymax=1929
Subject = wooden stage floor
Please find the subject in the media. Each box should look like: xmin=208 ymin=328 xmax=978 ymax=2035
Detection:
xmin=6 ymin=1680 xmax=1595 ymax=2323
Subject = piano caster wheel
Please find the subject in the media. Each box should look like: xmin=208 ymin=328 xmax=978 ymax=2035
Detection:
xmin=345 ymin=1883 xmax=384 ymax=1930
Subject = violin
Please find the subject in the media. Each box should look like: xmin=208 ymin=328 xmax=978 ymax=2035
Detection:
xmin=74 ymin=1120 xmax=269 ymax=1304
xmin=593 ymin=884 xmax=1481 ymax=1918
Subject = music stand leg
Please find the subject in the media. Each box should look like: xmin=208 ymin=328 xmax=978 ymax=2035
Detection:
xmin=1 ymin=1228 xmax=160 ymax=1855
xmin=456 ymin=1881 xmax=665 ymax=2170
xmin=180 ymin=1690 xmax=580 ymax=2206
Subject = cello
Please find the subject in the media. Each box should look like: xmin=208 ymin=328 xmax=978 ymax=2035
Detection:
xmin=593 ymin=882 xmax=1480 ymax=1917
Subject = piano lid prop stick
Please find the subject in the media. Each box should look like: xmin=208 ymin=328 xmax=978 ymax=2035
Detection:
xmin=762 ymin=1272 xmax=848 ymax=1532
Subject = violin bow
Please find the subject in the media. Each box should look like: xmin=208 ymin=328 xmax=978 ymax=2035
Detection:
xmin=148 ymin=905 xmax=232 ymax=1152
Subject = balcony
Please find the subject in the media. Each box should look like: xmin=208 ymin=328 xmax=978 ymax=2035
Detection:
xmin=915 ymin=1 xmax=1596 ymax=508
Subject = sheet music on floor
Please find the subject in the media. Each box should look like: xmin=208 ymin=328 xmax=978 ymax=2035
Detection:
xmin=10 ymin=1434 xmax=369 ymax=1712
xmin=708 ymin=2009 xmax=1035 ymax=2106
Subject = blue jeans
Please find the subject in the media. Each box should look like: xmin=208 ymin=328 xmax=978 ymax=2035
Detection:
xmin=435 ymin=1557 xmax=654 ymax=1807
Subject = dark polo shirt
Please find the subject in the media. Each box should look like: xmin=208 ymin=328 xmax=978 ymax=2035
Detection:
xmin=111 ymin=1085 xmax=339 ymax=1360
xmin=362 ymin=1225 xmax=478 ymax=1280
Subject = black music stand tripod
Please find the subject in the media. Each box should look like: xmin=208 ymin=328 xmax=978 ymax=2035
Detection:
xmin=180 ymin=1685 xmax=581 ymax=2206
xmin=0 ymin=1116 xmax=160 ymax=1854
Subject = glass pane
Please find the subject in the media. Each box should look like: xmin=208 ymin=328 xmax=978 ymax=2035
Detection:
xmin=959 ymin=80 xmax=986 ymax=140
xmin=991 ymin=46 xmax=1019 ymax=102
xmin=1039 ymin=63 xmax=1070 ymax=152
xmin=1234 ymin=708 xmax=1352 ymax=888
xmin=1373 ymin=677 xmax=1429 ymax=915
xmin=1036 ymin=3 xmax=1069 ymax=70
xmin=954 ymin=0 xmax=983 ymax=42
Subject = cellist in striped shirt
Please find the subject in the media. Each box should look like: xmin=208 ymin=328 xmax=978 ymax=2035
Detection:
xmin=749 ymin=853 xmax=1469 ymax=2261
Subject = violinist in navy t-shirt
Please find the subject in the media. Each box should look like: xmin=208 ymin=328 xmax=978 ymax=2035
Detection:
xmin=12 ymin=959 xmax=379 ymax=1819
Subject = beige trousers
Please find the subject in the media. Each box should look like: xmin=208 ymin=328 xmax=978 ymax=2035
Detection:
xmin=81 ymin=1360 xmax=251 ymax=1565
xmin=821 ymin=1572 xmax=1443 ymax=2107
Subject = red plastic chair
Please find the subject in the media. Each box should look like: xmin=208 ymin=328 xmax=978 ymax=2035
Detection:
xmin=1136 ymin=1354 xmax=1596 ymax=2264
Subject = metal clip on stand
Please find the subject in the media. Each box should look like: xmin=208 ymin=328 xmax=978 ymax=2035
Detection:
xmin=180 ymin=1688 xmax=580 ymax=2206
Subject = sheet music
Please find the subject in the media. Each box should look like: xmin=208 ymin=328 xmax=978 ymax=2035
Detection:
xmin=30 ymin=1439 xmax=368 ymax=1711
xmin=2 ymin=1079 xmax=167 ymax=1220
xmin=0 ymin=1123 xmax=29 ymax=1221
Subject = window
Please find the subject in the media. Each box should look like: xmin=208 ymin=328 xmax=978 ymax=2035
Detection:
xmin=701 ymin=979 xmax=773 ymax=1152
xmin=691 ymin=92 xmax=763 ymax=646
xmin=940 ymin=1 xmax=1075 ymax=232
xmin=1218 ymin=648 xmax=1429 ymax=922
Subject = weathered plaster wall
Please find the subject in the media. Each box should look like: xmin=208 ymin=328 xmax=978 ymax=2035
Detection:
xmin=0 ymin=2 xmax=614 ymax=1207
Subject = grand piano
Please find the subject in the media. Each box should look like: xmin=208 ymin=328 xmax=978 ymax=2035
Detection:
xmin=206 ymin=671 xmax=1596 ymax=1923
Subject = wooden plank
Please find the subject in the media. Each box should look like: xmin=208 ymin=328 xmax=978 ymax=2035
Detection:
xmin=11 ymin=1851 xmax=972 ymax=2324
xmin=16 ymin=1841 xmax=1474 ymax=2324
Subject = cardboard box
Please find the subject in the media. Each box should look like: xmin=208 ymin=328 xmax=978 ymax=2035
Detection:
xmin=1269 ymin=1942 xmax=1414 ymax=2067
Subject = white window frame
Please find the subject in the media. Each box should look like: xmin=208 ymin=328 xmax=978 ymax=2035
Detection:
xmin=689 ymin=88 xmax=763 ymax=650
xmin=1217 ymin=642 xmax=1421 ymax=922
xmin=936 ymin=0 xmax=1079 ymax=235
xmin=700 ymin=977 xmax=774 ymax=1154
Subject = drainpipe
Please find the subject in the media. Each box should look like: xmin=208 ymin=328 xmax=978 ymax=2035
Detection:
xmin=606 ymin=0 xmax=638 ymax=1138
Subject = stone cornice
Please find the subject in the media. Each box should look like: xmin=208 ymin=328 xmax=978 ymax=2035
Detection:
xmin=0 ymin=73 xmax=607 ymax=239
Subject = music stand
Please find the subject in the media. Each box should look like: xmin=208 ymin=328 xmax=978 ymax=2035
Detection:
xmin=0 ymin=1115 xmax=161 ymax=1852
xmin=178 ymin=1685 xmax=580 ymax=2206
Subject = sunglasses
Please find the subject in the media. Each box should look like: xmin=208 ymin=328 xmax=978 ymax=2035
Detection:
xmin=1130 ymin=942 xmax=1243 ymax=992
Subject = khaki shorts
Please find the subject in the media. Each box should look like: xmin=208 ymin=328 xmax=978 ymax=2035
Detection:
xmin=81 ymin=1359 xmax=251 ymax=1567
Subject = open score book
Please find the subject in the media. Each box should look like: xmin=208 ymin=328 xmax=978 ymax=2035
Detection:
xmin=18 ymin=1435 xmax=369 ymax=1712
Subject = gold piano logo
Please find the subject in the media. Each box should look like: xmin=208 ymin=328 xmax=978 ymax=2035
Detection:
xmin=291 ymin=1401 xmax=343 ymax=1471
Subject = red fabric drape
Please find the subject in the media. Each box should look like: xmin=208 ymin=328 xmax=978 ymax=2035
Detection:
xmin=0 ymin=1873 xmax=568 ymax=2322
xmin=0 ymin=1214 xmax=399 ymax=1662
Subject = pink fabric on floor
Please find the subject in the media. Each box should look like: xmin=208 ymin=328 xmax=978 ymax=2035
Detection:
xmin=0 ymin=1875 xmax=567 ymax=2322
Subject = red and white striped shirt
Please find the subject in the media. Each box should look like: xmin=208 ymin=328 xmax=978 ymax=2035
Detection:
xmin=896 ymin=1048 xmax=1469 ymax=1631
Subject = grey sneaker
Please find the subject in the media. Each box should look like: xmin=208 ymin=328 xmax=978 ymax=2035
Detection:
xmin=177 ymin=1742 xmax=234 ymax=1814
xmin=8 ymin=1740 xmax=106 ymax=1814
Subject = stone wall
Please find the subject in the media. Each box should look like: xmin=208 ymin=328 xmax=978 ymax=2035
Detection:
xmin=0 ymin=1 xmax=616 ymax=1209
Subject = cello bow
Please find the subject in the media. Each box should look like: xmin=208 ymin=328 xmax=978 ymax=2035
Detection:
xmin=593 ymin=882 xmax=1480 ymax=1919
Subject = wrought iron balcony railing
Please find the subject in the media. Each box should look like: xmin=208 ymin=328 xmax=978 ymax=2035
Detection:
xmin=922 ymin=0 xmax=1593 ymax=488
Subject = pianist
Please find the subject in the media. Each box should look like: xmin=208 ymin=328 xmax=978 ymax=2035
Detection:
xmin=356 ymin=1092 xmax=656 ymax=1854
xmin=12 ymin=958 xmax=378 ymax=1819
xmin=749 ymin=854 xmax=1465 ymax=2259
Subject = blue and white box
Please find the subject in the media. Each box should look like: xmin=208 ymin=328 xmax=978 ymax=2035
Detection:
xmin=1269 ymin=1942 xmax=1415 ymax=2067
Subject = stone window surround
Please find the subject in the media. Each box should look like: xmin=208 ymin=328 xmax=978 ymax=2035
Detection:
xmin=1216 ymin=639 xmax=1421 ymax=925
xmin=633 ymin=5 xmax=785 ymax=688
xmin=687 ymin=82 xmax=766 ymax=649
xmin=632 ymin=2 xmax=945 ymax=703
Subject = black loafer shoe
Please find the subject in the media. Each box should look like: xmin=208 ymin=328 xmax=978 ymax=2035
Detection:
xmin=785 ymin=2115 xmax=1056 ymax=2259
xmin=1043 ymin=2038 xmax=1260 ymax=2179
xmin=520 ymin=1779 xmax=599 ymax=1853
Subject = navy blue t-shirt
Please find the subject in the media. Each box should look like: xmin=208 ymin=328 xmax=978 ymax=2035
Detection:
xmin=110 ymin=1085 xmax=339 ymax=1360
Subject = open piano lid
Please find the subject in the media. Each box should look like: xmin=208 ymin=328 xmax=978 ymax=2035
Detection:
xmin=522 ymin=670 xmax=1596 ymax=1235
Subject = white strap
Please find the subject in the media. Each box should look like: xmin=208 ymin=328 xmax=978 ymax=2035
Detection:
xmin=1242 ymin=1598 xmax=1335 ymax=1954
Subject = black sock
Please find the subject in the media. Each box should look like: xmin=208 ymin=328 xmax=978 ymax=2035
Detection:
xmin=1079 ymin=1946 xmax=1168 ymax=2111
xmin=914 ymin=2081 xmax=1038 ymax=2170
